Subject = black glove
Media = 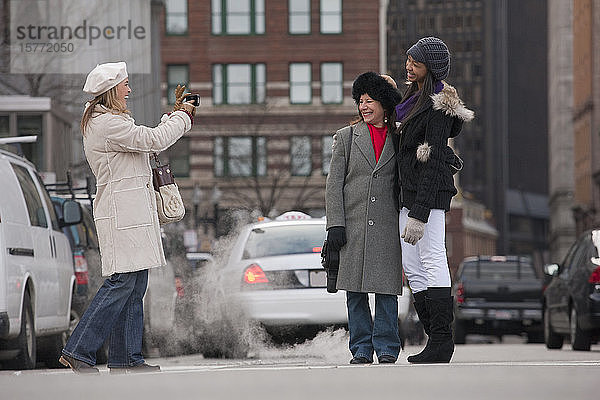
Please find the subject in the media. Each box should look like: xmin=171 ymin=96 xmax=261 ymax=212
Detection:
xmin=327 ymin=226 xmax=347 ymax=251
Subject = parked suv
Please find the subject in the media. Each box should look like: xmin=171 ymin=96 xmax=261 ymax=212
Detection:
xmin=0 ymin=146 xmax=81 ymax=369
xmin=453 ymin=255 xmax=543 ymax=344
xmin=543 ymin=229 xmax=600 ymax=351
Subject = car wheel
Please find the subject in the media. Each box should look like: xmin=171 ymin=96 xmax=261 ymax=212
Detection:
xmin=544 ymin=306 xmax=563 ymax=349
xmin=7 ymin=292 xmax=36 ymax=370
xmin=570 ymin=306 xmax=591 ymax=351
xmin=453 ymin=319 xmax=466 ymax=344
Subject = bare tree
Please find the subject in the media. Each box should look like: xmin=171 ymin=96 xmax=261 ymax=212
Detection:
xmin=218 ymin=106 xmax=326 ymax=217
xmin=0 ymin=1 xmax=86 ymax=111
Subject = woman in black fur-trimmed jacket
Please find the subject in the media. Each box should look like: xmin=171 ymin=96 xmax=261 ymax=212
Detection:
xmin=392 ymin=37 xmax=474 ymax=364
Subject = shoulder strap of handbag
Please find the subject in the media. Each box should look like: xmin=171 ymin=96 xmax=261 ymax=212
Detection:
xmin=345 ymin=125 xmax=353 ymax=167
xmin=152 ymin=152 xmax=161 ymax=166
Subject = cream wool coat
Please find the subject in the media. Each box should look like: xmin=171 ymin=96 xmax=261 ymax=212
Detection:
xmin=83 ymin=105 xmax=191 ymax=276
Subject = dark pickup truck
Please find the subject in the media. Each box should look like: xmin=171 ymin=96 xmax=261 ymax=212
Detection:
xmin=452 ymin=255 xmax=544 ymax=344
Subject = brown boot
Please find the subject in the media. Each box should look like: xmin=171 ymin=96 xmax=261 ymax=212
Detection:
xmin=59 ymin=354 xmax=99 ymax=374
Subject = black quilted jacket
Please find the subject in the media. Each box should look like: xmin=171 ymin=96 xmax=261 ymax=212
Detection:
xmin=392 ymin=82 xmax=474 ymax=223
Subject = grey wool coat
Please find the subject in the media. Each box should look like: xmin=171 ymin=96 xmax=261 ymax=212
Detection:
xmin=325 ymin=121 xmax=403 ymax=295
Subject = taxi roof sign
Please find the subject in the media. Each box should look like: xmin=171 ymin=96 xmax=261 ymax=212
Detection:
xmin=275 ymin=211 xmax=312 ymax=221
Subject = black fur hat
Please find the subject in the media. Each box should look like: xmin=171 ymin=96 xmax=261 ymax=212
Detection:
xmin=352 ymin=72 xmax=402 ymax=113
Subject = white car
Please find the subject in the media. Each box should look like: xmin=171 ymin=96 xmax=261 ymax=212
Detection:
xmin=223 ymin=212 xmax=410 ymax=333
xmin=0 ymin=145 xmax=82 ymax=369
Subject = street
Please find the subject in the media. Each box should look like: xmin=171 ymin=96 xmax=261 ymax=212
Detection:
xmin=1 ymin=334 xmax=598 ymax=400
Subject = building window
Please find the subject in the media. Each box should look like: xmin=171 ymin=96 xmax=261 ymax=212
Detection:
xmin=321 ymin=62 xmax=342 ymax=104
xmin=213 ymin=63 xmax=265 ymax=105
xmin=212 ymin=0 xmax=265 ymax=35
xmin=320 ymin=0 xmax=342 ymax=34
xmin=214 ymin=136 xmax=266 ymax=177
xmin=289 ymin=0 xmax=310 ymax=34
xmin=165 ymin=0 xmax=188 ymax=35
xmin=165 ymin=137 xmax=190 ymax=177
xmin=167 ymin=65 xmax=189 ymax=104
xmin=322 ymin=135 xmax=333 ymax=174
xmin=290 ymin=63 xmax=311 ymax=104
xmin=290 ymin=136 xmax=311 ymax=176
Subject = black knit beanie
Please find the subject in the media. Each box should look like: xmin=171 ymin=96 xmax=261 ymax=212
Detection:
xmin=406 ymin=37 xmax=450 ymax=81
xmin=352 ymin=72 xmax=402 ymax=113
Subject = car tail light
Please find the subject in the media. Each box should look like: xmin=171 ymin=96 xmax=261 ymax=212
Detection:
xmin=456 ymin=283 xmax=465 ymax=304
xmin=244 ymin=264 xmax=268 ymax=284
xmin=589 ymin=266 xmax=600 ymax=284
xmin=312 ymin=246 xmax=322 ymax=253
xmin=174 ymin=277 xmax=184 ymax=298
xmin=73 ymin=254 xmax=89 ymax=285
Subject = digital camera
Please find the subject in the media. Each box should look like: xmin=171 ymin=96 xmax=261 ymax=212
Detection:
xmin=184 ymin=94 xmax=200 ymax=106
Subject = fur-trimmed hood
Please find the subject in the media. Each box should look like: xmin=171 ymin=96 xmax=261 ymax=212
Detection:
xmin=431 ymin=82 xmax=474 ymax=122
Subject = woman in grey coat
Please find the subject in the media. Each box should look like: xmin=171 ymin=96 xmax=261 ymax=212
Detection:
xmin=325 ymin=72 xmax=403 ymax=364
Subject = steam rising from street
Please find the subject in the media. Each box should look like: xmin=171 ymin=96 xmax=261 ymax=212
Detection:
xmin=148 ymin=227 xmax=350 ymax=363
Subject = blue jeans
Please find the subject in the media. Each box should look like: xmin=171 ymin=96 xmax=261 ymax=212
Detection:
xmin=62 ymin=269 xmax=148 ymax=368
xmin=346 ymin=291 xmax=400 ymax=361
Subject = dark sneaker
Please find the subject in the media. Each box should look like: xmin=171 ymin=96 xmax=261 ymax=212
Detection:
xmin=378 ymin=355 xmax=397 ymax=364
xmin=349 ymin=356 xmax=372 ymax=365
xmin=110 ymin=363 xmax=161 ymax=374
xmin=59 ymin=354 xmax=99 ymax=374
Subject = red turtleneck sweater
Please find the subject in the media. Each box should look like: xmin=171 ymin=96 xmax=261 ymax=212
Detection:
xmin=367 ymin=124 xmax=387 ymax=162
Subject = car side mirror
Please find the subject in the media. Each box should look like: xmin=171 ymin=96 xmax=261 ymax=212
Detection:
xmin=61 ymin=200 xmax=82 ymax=227
xmin=544 ymin=263 xmax=560 ymax=276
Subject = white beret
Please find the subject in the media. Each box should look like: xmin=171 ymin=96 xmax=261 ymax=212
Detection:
xmin=83 ymin=61 xmax=128 ymax=96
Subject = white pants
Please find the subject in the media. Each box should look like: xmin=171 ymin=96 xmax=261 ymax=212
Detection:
xmin=399 ymin=207 xmax=451 ymax=293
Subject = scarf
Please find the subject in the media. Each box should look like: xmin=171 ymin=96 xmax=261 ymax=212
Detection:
xmin=395 ymin=80 xmax=444 ymax=123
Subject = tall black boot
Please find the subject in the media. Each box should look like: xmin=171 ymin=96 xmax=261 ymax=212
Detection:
xmin=407 ymin=287 xmax=454 ymax=364
xmin=412 ymin=290 xmax=430 ymax=337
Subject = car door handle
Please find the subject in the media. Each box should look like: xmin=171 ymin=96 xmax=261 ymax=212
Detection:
xmin=49 ymin=236 xmax=57 ymax=258
xmin=8 ymin=248 xmax=35 ymax=257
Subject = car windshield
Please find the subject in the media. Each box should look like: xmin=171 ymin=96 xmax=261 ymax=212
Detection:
xmin=242 ymin=224 xmax=326 ymax=259
xmin=461 ymin=261 xmax=537 ymax=280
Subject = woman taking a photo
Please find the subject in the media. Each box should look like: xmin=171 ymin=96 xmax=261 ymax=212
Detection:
xmin=59 ymin=61 xmax=195 ymax=373
xmin=393 ymin=37 xmax=474 ymax=363
xmin=326 ymin=72 xmax=403 ymax=365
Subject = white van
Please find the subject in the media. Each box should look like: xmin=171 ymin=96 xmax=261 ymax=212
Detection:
xmin=0 ymin=145 xmax=82 ymax=369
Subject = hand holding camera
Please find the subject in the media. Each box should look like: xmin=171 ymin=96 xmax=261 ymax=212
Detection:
xmin=172 ymin=84 xmax=190 ymax=112
xmin=182 ymin=94 xmax=199 ymax=117
xmin=181 ymin=101 xmax=196 ymax=117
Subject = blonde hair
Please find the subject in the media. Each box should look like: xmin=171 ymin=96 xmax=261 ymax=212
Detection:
xmin=80 ymin=85 xmax=129 ymax=135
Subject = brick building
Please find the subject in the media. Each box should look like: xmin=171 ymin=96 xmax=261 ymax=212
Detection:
xmin=572 ymin=0 xmax=600 ymax=233
xmin=159 ymin=0 xmax=387 ymax=240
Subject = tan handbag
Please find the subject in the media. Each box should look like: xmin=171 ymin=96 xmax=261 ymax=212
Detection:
xmin=152 ymin=153 xmax=185 ymax=225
